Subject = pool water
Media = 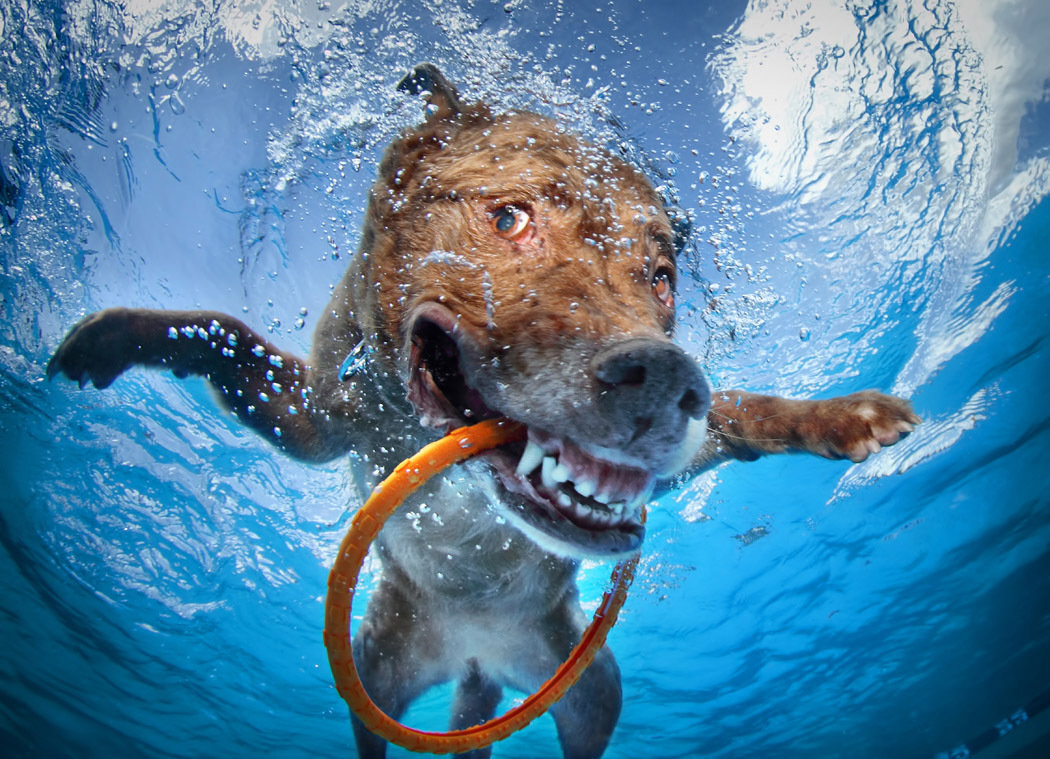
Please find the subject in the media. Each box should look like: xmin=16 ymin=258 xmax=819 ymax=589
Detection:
xmin=2 ymin=1 xmax=1048 ymax=757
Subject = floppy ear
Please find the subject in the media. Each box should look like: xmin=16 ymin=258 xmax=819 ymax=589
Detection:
xmin=666 ymin=205 xmax=694 ymax=255
xmin=397 ymin=63 xmax=462 ymax=120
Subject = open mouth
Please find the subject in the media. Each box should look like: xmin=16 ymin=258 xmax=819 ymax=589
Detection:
xmin=406 ymin=305 xmax=649 ymax=556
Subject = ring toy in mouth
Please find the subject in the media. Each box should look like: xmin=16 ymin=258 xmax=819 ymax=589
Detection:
xmin=323 ymin=417 xmax=640 ymax=754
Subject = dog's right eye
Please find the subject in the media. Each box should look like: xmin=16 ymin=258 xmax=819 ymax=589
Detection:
xmin=490 ymin=206 xmax=532 ymax=242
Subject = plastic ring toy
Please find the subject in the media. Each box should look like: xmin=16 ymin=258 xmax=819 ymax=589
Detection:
xmin=323 ymin=417 xmax=639 ymax=755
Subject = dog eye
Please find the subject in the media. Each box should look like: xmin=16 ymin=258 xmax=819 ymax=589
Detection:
xmin=490 ymin=206 xmax=531 ymax=241
xmin=652 ymin=268 xmax=675 ymax=308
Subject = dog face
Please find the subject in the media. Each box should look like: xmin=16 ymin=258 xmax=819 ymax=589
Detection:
xmin=351 ymin=99 xmax=710 ymax=557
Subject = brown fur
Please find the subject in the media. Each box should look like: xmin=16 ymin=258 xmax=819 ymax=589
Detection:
xmin=48 ymin=64 xmax=919 ymax=758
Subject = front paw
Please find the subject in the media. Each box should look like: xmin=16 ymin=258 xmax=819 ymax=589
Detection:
xmin=808 ymin=390 xmax=921 ymax=463
xmin=47 ymin=308 xmax=140 ymax=389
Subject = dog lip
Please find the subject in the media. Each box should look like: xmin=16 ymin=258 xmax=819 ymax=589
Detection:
xmin=406 ymin=302 xmax=495 ymax=430
xmin=405 ymin=301 xmax=650 ymax=555
xmin=405 ymin=302 xmax=465 ymax=344
xmin=489 ymin=450 xmax=647 ymax=555
xmin=483 ymin=427 xmax=652 ymax=555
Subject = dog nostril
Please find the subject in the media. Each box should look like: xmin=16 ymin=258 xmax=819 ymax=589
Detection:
xmin=596 ymin=360 xmax=646 ymax=387
xmin=619 ymin=365 xmax=646 ymax=386
xmin=679 ymin=388 xmax=702 ymax=416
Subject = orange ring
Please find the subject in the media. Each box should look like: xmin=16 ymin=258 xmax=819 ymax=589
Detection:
xmin=323 ymin=418 xmax=639 ymax=755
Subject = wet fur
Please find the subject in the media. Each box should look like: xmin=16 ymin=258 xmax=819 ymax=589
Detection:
xmin=48 ymin=64 xmax=920 ymax=758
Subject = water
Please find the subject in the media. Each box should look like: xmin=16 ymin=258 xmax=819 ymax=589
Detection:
xmin=2 ymin=1 xmax=1048 ymax=757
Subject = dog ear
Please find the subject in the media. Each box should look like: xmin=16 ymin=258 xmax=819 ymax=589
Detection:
xmin=666 ymin=205 xmax=693 ymax=255
xmin=397 ymin=63 xmax=462 ymax=121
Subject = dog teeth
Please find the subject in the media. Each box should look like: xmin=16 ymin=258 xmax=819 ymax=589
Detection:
xmin=541 ymin=456 xmax=558 ymax=490
xmin=516 ymin=440 xmax=545 ymax=476
xmin=513 ymin=440 xmax=646 ymax=528
xmin=574 ymin=477 xmax=597 ymax=498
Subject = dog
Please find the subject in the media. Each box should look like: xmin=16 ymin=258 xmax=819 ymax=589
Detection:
xmin=48 ymin=64 xmax=920 ymax=759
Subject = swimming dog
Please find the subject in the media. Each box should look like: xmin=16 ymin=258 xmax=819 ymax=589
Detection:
xmin=48 ymin=64 xmax=920 ymax=758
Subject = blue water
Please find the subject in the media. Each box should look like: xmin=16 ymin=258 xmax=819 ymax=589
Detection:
xmin=2 ymin=1 xmax=1048 ymax=757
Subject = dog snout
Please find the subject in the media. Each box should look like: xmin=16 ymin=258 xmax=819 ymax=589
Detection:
xmin=593 ymin=338 xmax=710 ymax=447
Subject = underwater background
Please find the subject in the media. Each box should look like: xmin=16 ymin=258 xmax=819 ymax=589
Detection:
xmin=2 ymin=0 xmax=1049 ymax=757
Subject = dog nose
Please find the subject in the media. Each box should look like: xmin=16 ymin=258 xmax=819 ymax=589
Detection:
xmin=592 ymin=338 xmax=710 ymax=446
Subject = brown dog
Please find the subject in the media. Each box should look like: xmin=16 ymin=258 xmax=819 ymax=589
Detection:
xmin=48 ymin=64 xmax=919 ymax=759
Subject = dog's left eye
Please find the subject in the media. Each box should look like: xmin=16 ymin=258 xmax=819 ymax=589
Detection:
xmin=490 ymin=206 xmax=531 ymax=241
xmin=652 ymin=268 xmax=675 ymax=308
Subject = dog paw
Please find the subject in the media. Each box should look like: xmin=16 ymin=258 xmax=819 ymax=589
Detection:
xmin=47 ymin=308 xmax=139 ymax=389
xmin=808 ymin=390 xmax=922 ymax=463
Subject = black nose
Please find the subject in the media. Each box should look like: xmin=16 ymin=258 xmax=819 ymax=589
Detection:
xmin=592 ymin=338 xmax=710 ymax=447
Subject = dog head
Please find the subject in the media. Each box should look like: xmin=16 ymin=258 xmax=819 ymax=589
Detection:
xmin=351 ymin=65 xmax=710 ymax=556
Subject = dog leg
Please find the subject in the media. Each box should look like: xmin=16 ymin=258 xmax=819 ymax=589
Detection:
xmin=350 ymin=578 xmax=443 ymax=759
xmin=697 ymin=389 xmax=922 ymax=467
xmin=550 ymin=643 xmax=621 ymax=759
xmin=449 ymin=659 xmax=503 ymax=759
xmin=509 ymin=596 xmax=621 ymax=759
xmin=47 ymin=307 xmax=354 ymax=461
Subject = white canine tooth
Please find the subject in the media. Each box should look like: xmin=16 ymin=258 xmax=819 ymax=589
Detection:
xmin=551 ymin=461 xmax=571 ymax=484
xmin=516 ymin=440 xmax=545 ymax=476
xmin=541 ymin=456 xmax=558 ymax=490
xmin=574 ymin=477 xmax=597 ymax=498
xmin=557 ymin=492 xmax=572 ymax=508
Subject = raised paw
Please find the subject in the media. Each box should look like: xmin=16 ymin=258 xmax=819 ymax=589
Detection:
xmin=806 ymin=390 xmax=922 ymax=463
xmin=47 ymin=308 xmax=141 ymax=389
